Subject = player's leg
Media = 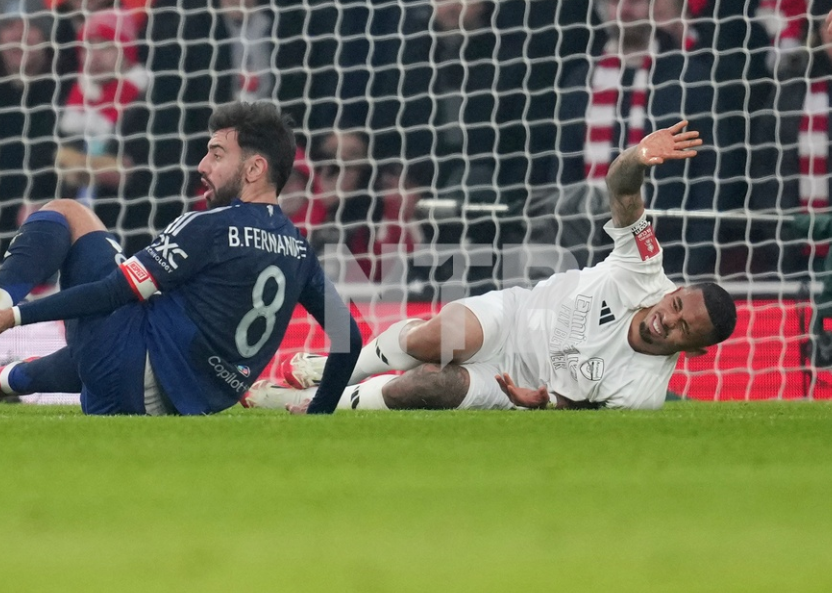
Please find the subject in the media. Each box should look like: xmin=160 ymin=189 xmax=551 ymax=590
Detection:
xmin=249 ymin=359 xmax=512 ymax=411
xmin=250 ymin=367 xmax=467 ymax=410
xmin=400 ymin=303 xmax=485 ymax=364
xmin=0 ymin=201 xmax=111 ymax=402
xmin=294 ymin=364 xmax=477 ymax=410
xmin=5 ymin=201 xmax=148 ymax=414
xmin=55 ymin=221 xmax=152 ymax=415
xmin=287 ymin=301 xmax=492 ymax=387
xmin=379 ymin=363 xmax=471 ymax=409
xmin=380 ymin=361 xmax=513 ymax=410
xmin=0 ymin=347 xmax=82 ymax=396
xmin=0 ymin=199 xmax=107 ymax=307
xmin=244 ymin=375 xmax=398 ymax=410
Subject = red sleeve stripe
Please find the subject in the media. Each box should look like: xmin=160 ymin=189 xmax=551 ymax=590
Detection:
xmin=119 ymin=257 xmax=159 ymax=301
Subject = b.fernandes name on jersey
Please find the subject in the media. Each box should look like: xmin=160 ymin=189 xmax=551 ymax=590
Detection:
xmin=228 ymin=226 xmax=307 ymax=259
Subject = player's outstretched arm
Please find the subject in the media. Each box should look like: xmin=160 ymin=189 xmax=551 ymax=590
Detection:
xmin=0 ymin=268 xmax=137 ymax=335
xmin=606 ymin=120 xmax=701 ymax=228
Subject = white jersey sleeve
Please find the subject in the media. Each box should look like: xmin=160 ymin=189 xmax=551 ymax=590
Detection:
xmin=599 ymin=214 xmax=676 ymax=309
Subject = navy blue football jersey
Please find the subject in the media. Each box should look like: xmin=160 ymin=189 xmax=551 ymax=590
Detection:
xmin=120 ymin=200 xmax=330 ymax=414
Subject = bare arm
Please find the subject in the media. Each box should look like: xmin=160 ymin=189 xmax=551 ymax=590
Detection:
xmin=606 ymin=120 xmax=702 ymax=228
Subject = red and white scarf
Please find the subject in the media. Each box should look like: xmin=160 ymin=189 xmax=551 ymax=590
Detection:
xmin=584 ymin=49 xmax=651 ymax=185
xmin=757 ymin=0 xmax=806 ymax=46
xmin=799 ymin=80 xmax=829 ymax=210
xmin=689 ymin=0 xmax=805 ymax=46
xmin=798 ymin=79 xmax=830 ymax=256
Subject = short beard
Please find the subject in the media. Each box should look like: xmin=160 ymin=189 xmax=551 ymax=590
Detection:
xmin=639 ymin=321 xmax=653 ymax=344
xmin=208 ymin=164 xmax=245 ymax=209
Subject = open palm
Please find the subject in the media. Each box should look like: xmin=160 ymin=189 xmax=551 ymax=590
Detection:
xmin=637 ymin=120 xmax=702 ymax=167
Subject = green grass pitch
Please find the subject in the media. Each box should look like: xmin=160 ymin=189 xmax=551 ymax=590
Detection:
xmin=2 ymin=401 xmax=832 ymax=592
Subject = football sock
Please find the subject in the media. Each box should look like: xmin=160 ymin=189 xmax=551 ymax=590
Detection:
xmin=0 ymin=348 xmax=82 ymax=395
xmin=336 ymin=375 xmax=396 ymax=410
xmin=349 ymin=319 xmax=422 ymax=384
xmin=0 ymin=211 xmax=72 ymax=305
xmin=0 ymin=361 xmax=24 ymax=395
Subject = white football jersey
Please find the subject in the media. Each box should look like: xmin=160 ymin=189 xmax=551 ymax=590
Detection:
xmin=500 ymin=214 xmax=678 ymax=409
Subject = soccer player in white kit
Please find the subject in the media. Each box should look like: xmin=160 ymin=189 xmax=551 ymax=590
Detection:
xmin=248 ymin=121 xmax=737 ymax=412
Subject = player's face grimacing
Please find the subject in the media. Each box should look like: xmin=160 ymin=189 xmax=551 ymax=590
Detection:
xmin=198 ymin=128 xmax=246 ymax=209
xmin=635 ymin=287 xmax=715 ymax=356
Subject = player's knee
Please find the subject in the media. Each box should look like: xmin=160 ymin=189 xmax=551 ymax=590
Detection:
xmin=401 ymin=319 xmax=438 ymax=361
xmin=416 ymin=363 xmax=468 ymax=408
xmin=40 ymin=199 xmax=106 ymax=240
xmin=382 ymin=363 xmax=468 ymax=409
xmin=404 ymin=306 xmax=483 ymax=363
xmin=40 ymin=198 xmax=86 ymax=217
xmin=418 ymin=362 xmax=443 ymax=376
xmin=382 ymin=363 xmax=443 ymax=406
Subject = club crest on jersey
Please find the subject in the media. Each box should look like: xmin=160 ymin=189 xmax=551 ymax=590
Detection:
xmin=632 ymin=218 xmax=659 ymax=261
xmin=152 ymin=235 xmax=189 ymax=270
xmin=580 ymin=357 xmax=605 ymax=381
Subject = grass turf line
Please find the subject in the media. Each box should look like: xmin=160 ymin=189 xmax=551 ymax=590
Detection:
xmin=1 ymin=401 xmax=831 ymax=593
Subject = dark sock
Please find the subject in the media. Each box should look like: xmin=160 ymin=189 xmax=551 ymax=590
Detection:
xmin=8 ymin=348 xmax=82 ymax=394
xmin=0 ymin=211 xmax=72 ymax=305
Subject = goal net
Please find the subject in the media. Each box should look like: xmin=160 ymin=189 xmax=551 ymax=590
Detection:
xmin=0 ymin=0 xmax=830 ymax=402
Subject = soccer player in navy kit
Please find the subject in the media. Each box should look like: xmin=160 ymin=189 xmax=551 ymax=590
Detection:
xmin=0 ymin=102 xmax=361 ymax=415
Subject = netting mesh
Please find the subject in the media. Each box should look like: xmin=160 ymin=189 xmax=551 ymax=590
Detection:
xmin=2 ymin=0 xmax=832 ymax=400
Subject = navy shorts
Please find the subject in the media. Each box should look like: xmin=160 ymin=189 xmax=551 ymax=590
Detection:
xmin=61 ymin=232 xmax=148 ymax=415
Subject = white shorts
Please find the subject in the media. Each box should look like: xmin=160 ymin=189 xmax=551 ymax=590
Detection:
xmin=458 ymin=360 xmax=514 ymax=410
xmin=454 ymin=288 xmax=526 ymax=410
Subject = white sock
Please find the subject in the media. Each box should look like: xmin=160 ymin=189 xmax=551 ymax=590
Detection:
xmin=337 ymin=375 xmax=397 ymax=410
xmin=0 ymin=360 xmax=22 ymax=395
xmin=349 ymin=319 xmax=422 ymax=384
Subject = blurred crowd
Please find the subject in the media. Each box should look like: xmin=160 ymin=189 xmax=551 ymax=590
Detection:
xmin=2 ymin=0 xmax=832 ymax=296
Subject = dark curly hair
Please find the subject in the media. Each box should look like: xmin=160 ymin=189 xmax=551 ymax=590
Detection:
xmin=208 ymin=102 xmax=296 ymax=194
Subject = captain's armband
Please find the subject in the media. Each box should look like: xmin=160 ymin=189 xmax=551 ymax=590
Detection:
xmin=119 ymin=257 xmax=158 ymax=301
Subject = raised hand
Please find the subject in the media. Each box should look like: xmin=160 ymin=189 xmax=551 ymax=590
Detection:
xmin=636 ymin=120 xmax=702 ymax=167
